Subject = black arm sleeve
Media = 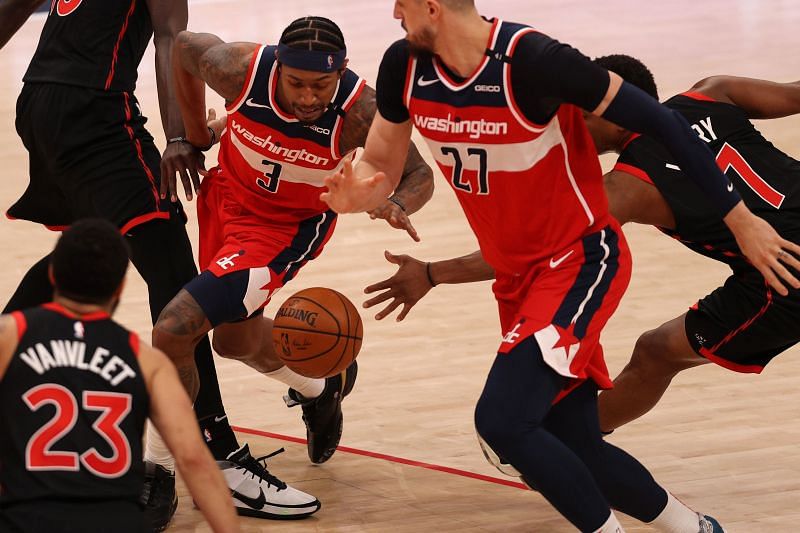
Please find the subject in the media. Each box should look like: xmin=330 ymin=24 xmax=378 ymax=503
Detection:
xmin=604 ymin=82 xmax=741 ymax=216
xmin=375 ymin=39 xmax=411 ymax=124
xmin=510 ymin=32 xmax=610 ymax=124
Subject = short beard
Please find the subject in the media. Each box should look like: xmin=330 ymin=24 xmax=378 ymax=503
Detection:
xmin=406 ymin=26 xmax=436 ymax=57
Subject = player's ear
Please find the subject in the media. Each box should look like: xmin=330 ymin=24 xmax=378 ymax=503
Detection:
xmin=340 ymin=58 xmax=349 ymax=75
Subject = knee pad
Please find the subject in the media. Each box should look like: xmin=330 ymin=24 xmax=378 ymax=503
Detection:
xmin=475 ymin=429 xmax=521 ymax=478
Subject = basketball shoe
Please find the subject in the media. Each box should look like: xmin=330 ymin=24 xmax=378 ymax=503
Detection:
xmin=284 ymin=361 xmax=358 ymax=463
xmin=698 ymin=514 xmax=726 ymax=533
xmin=141 ymin=461 xmax=178 ymax=532
xmin=218 ymin=444 xmax=321 ymax=519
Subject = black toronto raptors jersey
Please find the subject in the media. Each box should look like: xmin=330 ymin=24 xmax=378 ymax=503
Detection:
xmin=23 ymin=0 xmax=153 ymax=92
xmin=615 ymin=93 xmax=800 ymax=267
xmin=0 ymin=304 xmax=148 ymax=506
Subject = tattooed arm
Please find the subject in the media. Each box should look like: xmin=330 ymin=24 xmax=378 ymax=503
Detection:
xmin=173 ymin=31 xmax=256 ymax=146
xmin=340 ymin=85 xmax=434 ymax=241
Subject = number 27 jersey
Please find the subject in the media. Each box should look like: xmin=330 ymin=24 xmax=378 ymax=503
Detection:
xmin=399 ymin=20 xmax=610 ymax=276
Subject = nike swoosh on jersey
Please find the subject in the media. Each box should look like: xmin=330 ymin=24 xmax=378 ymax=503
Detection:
xmin=549 ymin=250 xmax=575 ymax=269
xmin=246 ymin=98 xmax=272 ymax=109
xmin=417 ymin=76 xmax=440 ymax=87
xmin=231 ymin=487 xmax=266 ymax=509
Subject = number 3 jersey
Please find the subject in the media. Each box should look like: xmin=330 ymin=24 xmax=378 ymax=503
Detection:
xmin=219 ymin=45 xmax=366 ymax=224
xmin=0 ymin=304 xmax=147 ymax=506
xmin=615 ymin=92 xmax=800 ymax=268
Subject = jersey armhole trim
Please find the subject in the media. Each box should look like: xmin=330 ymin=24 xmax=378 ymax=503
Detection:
xmin=680 ymin=91 xmax=716 ymax=103
xmin=332 ymin=78 xmax=367 ymax=160
xmin=403 ymin=57 xmax=417 ymax=111
xmin=614 ymin=162 xmax=654 ymax=185
xmin=129 ymin=332 xmax=140 ymax=358
xmin=226 ymin=45 xmax=266 ymax=113
xmin=11 ymin=311 xmax=27 ymax=342
xmin=503 ymin=28 xmax=551 ymax=132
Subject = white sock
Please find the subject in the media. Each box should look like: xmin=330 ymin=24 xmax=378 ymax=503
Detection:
xmin=594 ymin=511 xmax=625 ymax=533
xmin=144 ymin=423 xmax=175 ymax=472
xmin=648 ymin=492 xmax=701 ymax=533
xmin=265 ymin=365 xmax=325 ymax=399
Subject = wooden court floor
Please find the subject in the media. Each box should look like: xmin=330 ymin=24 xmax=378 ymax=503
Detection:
xmin=1 ymin=1 xmax=799 ymax=531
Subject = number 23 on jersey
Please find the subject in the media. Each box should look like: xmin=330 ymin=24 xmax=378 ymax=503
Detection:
xmin=24 ymin=383 xmax=132 ymax=479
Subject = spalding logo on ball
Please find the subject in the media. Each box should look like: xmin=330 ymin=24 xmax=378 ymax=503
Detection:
xmin=272 ymin=287 xmax=363 ymax=379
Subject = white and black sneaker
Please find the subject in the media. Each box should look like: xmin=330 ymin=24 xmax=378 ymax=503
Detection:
xmin=217 ymin=444 xmax=321 ymax=520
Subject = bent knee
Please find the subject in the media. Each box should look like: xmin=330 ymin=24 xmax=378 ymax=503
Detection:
xmin=210 ymin=329 xmax=261 ymax=361
xmin=474 ymin=397 xmax=522 ymax=450
xmin=629 ymin=328 xmax=692 ymax=375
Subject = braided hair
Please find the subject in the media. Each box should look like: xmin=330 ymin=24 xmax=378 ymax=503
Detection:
xmin=279 ymin=16 xmax=346 ymax=53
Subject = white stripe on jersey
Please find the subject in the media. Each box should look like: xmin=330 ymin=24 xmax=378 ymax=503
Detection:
xmin=227 ymin=46 xmax=265 ymax=114
xmin=228 ymin=129 xmax=349 ymax=187
xmin=552 ymin=116 xmax=595 ymax=226
xmin=423 ymin=119 xmax=561 ymax=173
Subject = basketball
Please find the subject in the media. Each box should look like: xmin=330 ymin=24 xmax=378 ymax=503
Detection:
xmin=272 ymin=287 xmax=363 ymax=379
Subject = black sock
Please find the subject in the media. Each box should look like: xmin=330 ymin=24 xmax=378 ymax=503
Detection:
xmin=198 ymin=414 xmax=240 ymax=460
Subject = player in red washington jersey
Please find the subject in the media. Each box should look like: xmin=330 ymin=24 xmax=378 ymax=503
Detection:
xmin=144 ymin=16 xmax=434 ymax=522
xmin=320 ymin=1 xmax=800 ymax=532
xmin=360 ymin=53 xmax=800 ymax=528
xmin=0 ymin=220 xmax=237 ymax=533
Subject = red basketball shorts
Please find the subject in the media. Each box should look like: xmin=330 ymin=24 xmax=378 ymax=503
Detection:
xmin=196 ymin=168 xmax=337 ymax=316
xmin=494 ymin=222 xmax=631 ymax=391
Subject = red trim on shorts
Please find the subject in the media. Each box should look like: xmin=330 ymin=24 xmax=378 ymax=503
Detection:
xmin=709 ymin=283 xmax=772 ymax=353
xmin=105 ymin=0 xmax=137 ymax=90
xmin=613 ymin=162 xmax=654 ymax=185
xmin=45 ymin=224 xmax=69 ymax=232
xmin=119 ymin=211 xmax=170 ymax=234
xmin=11 ymin=311 xmax=27 ymax=341
xmin=42 ymin=302 xmax=110 ymax=322
xmin=699 ymin=347 xmax=765 ymax=374
xmin=620 ymin=133 xmax=641 ymax=151
xmin=680 ymin=91 xmax=716 ymax=102
xmin=128 ymin=332 xmax=140 ymax=358
xmin=122 ymin=92 xmax=161 ymax=208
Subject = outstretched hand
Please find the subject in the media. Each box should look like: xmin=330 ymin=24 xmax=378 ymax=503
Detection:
xmin=321 ymin=160 xmax=388 ymax=214
xmin=367 ymin=201 xmax=420 ymax=242
xmin=363 ymin=251 xmax=433 ymax=321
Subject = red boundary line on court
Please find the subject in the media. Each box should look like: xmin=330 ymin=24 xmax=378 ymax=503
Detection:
xmin=231 ymin=425 xmax=528 ymax=491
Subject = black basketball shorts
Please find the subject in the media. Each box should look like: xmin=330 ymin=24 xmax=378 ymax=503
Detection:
xmin=685 ymin=267 xmax=800 ymax=373
xmin=9 ymin=83 xmax=173 ymax=233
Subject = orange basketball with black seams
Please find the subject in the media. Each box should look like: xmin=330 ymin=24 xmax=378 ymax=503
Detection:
xmin=272 ymin=287 xmax=363 ymax=378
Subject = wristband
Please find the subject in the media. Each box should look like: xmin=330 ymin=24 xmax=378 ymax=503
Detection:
xmin=388 ymin=196 xmax=406 ymax=212
xmin=425 ymin=262 xmax=437 ymax=287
